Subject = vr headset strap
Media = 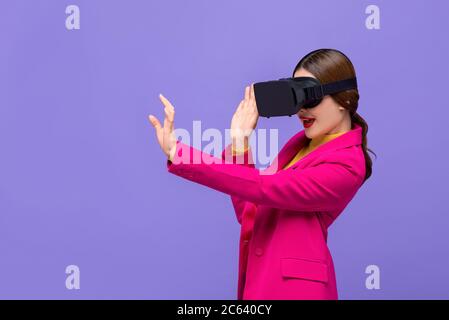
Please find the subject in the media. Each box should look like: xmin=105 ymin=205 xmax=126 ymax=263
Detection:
xmin=305 ymin=78 xmax=358 ymax=100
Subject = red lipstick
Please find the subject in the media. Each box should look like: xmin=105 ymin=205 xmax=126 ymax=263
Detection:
xmin=299 ymin=116 xmax=316 ymax=128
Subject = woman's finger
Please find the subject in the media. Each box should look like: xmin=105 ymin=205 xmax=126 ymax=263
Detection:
xmin=164 ymin=106 xmax=175 ymax=130
xmin=148 ymin=114 xmax=161 ymax=129
xmin=159 ymin=93 xmax=175 ymax=112
xmin=160 ymin=93 xmax=175 ymax=129
xmin=163 ymin=102 xmax=176 ymax=155
xmin=244 ymin=85 xmax=250 ymax=101
xmin=250 ymin=83 xmax=255 ymax=101
xmin=148 ymin=114 xmax=163 ymax=146
xmin=250 ymin=84 xmax=258 ymax=110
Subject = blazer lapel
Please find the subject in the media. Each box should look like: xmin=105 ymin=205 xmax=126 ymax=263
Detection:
xmin=262 ymin=123 xmax=363 ymax=174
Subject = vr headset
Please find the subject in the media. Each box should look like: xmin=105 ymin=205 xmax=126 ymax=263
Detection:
xmin=253 ymin=76 xmax=358 ymax=117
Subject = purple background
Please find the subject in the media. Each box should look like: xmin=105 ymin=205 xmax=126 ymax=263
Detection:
xmin=1 ymin=0 xmax=448 ymax=299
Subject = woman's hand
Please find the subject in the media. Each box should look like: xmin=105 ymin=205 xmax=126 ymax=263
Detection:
xmin=148 ymin=94 xmax=177 ymax=161
xmin=230 ymin=84 xmax=259 ymax=151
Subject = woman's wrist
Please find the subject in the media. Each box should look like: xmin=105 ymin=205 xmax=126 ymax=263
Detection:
xmin=231 ymin=134 xmax=250 ymax=154
xmin=168 ymin=144 xmax=177 ymax=162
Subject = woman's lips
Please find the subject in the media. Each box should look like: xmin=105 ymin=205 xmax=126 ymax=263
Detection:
xmin=300 ymin=116 xmax=315 ymax=128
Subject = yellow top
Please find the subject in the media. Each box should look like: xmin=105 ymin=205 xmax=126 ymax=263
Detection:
xmin=283 ymin=131 xmax=347 ymax=169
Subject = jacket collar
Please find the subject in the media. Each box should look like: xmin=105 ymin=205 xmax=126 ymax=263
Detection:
xmin=263 ymin=123 xmax=363 ymax=174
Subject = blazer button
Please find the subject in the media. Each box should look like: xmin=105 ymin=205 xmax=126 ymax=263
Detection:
xmin=255 ymin=248 xmax=263 ymax=256
xmin=243 ymin=239 xmax=249 ymax=245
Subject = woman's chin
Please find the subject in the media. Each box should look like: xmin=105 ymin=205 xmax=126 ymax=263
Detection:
xmin=304 ymin=127 xmax=323 ymax=139
xmin=304 ymin=130 xmax=313 ymax=139
xmin=304 ymin=127 xmax=313 ymax=138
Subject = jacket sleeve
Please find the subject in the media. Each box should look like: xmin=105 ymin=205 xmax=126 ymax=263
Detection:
xmin=167 ymin=140 xmax=363 ymax=213
xmin=220 ymin=142 xmax=256 ymax=224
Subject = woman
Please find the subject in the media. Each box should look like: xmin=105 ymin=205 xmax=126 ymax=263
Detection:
xmin=148 ymin=48 xmax=375 ymax=300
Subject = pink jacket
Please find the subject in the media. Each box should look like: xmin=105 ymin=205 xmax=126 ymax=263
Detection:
xmin=166 ymin=123 xmax=366 ymax=300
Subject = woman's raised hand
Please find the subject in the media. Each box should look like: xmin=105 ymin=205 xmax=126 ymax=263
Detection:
xmin=230 ymin=84 xmax=259 ymax=150
xmin=148 ymin=94 xmax=177 ymax=161
xmin=231 ymin=84 xmax=259 ymax=138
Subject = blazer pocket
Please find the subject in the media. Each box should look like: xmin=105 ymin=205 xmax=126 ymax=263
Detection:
xmin=280 ymin=257 xmax=329 ymax=284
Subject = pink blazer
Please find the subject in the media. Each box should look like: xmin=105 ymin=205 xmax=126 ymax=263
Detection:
xmin=166 ymin=123 xmax=366 ymax=300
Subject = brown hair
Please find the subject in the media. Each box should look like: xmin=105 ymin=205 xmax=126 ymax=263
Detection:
xmin=292 ymin=48 xmax=376 ymax=183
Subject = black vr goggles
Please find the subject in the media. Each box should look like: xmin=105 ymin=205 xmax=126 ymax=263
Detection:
xmin=253 ymin=76 xmax=358 ymax=118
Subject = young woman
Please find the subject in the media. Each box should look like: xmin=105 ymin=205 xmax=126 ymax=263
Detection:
xmin=148 ymin=48 xmax=375 ymax=300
